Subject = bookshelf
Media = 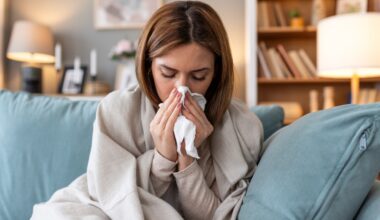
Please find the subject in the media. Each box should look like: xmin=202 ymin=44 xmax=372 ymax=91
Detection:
xmin=246 ymin=0 xmax=380 ymax=123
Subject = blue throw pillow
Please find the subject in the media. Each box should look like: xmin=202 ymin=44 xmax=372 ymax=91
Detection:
xmin=239 ymin=103 xmax=380 ymax=220
xmin=356 ymin=180 xmax=380 ymax=220
xmin=250 ymin=105 xmax=284 ymax=140
xmin=0 ymin=90 xmax=98 ymax=220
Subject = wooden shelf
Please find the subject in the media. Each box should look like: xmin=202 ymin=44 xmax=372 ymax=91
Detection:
xmin=258 ymin=78 xmax=380 ymax=84
xmin=253 ymin=0 xmax=380 ymax=122
xmin=258 ymin=26 xmax=317 ymax=38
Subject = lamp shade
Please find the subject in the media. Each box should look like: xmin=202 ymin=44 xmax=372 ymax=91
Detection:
xmin=7 ymin=21 xmax=54 ymax=64
xmin=317 ymin=13 xmax=380 ymax=78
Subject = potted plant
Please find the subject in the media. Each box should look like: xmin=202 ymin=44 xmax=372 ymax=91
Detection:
xmin=289 ymin=9 xmax=304 ymax=28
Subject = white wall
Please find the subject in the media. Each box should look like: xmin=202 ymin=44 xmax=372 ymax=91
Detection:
xmin=5 ymin=0 xmax=247 ymax=101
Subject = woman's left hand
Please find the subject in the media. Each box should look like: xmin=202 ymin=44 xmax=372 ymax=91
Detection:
xmin=182 ymin=92 xmax=214 ymax=148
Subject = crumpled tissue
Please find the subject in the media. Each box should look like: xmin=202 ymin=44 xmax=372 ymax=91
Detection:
xmin=159 ymin=86 xmax=206 ymax=159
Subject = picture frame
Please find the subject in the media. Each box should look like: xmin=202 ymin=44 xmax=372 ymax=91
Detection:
xmin=336 ymin=0 xmax=368 ymax=14
xmin=58 ymin=66 xmax=87 ymax=94
xmin=94 ymin=0 xmax=163 ymax=30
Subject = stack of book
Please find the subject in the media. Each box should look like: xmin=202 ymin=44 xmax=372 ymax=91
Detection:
xmin=257 ymin=42 xmax=317 ymax=79
xmin=257 ymin=1 xmax=287 ymax=28
xmin=358 ymin=88 xmax=380 ymax=104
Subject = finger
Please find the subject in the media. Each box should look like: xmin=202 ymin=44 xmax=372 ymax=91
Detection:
xmin=185 ymin=92 xmax=205 ymax=115
xmin=155 ymin=88 xmax=178 ymax=124
xmin=184 ymin=94 xmax=206 ymax=124
xmin=165 ymin=101 xmax=182 ymax=132
xmin=185 ymin=93 xmax=209 ymax=124
xmin=159 ymin=92 xmax=181 ymax=128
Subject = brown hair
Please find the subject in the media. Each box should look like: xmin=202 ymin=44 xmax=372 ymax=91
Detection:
xmin=136 ymin=1 xmax=234 ymax=125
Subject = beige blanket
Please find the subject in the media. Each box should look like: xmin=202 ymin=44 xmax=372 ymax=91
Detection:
xmin=31 ymin=87 xmax=263 ymax=220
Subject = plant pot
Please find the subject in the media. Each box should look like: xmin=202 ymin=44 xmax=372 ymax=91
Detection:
xmin=290 ymin=17 xmax=304 ymax=28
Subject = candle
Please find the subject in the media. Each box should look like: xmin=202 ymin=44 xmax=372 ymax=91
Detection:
xmin=74 ymin=56 xmax=80 ymax=72
xmin=90 ymin=49 xmax=97 ymax=77
xmin=55 ymin=43 xmax=62 ymax=70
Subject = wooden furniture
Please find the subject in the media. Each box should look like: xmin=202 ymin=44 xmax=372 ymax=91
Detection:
xmin=253 ymin=0 xmax=380 ymax=123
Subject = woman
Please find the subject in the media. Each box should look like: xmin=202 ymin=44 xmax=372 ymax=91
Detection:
xmin=31 ymin=1 xmax=263 ymax=219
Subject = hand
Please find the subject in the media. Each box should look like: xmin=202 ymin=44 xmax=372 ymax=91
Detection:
xmin=182 ymin=92 xmax=214 ymax=148
xmin=150 ymin=88 xmax=182 ymax=162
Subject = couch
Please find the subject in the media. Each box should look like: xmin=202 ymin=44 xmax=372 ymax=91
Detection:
xmin=0 ymin=90 xmax=379 ymax=220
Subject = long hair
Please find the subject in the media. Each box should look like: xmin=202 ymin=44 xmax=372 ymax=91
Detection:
xmin=136 ymin=1 xmax=234 ymax=125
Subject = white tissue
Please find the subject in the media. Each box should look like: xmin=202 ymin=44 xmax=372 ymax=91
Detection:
xmin=173 ymin=86 xmax=206 ymax=159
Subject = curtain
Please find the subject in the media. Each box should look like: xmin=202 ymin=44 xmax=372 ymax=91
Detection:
xmin=0 ymin=0 xmax=5 ymax=88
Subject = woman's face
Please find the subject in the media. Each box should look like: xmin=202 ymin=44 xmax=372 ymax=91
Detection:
xmin=151 ymin=43 xmax=215 ymax=102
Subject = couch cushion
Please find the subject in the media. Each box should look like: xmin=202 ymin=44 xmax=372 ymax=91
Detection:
xmin=239 ymin=103 xmax=380 ymax=220
xmin=250 ymin=105 xmax=284 ymax=140
xmin=0 ymin=90 xmax=98 ymax=220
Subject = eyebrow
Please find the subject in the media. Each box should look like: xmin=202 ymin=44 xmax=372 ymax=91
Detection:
xmin=160 ymin=64 xmax=210 ymax=73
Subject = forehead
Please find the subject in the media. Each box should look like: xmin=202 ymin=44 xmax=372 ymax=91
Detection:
xmin=154 ymin=43 xmax=214 ymax=70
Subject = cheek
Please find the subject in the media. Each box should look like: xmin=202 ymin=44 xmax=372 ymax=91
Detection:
xmin=153 ymin=75 xmax=176 ymax=102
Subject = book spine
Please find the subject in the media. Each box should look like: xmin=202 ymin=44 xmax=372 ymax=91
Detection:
xmin=276 ymin=44 xmax=302 ymax=78
xmin=289 ymin=50 xmax=311 ymax=79
xmin=268 ymin=48 xmax=284 ymax=78
xmin=273 ymin=2 xmax=287 ymax=27
xmin=259 ymin=42 xmax=276 ymax=76
xmin=298 ymin=49 xmax=317 ymax=77
xmin=257 ymin=45 xmax=272 ymax=79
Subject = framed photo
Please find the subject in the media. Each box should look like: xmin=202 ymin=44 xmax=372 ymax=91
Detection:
xmin=58 ymin=66 xmax=87 ymax=94
xmin=336 ymin=0 xmax=368 ymax=14
xmin=94 ymin=0 xmax=162 ymax=30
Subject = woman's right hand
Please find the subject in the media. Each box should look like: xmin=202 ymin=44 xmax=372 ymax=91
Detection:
xmin=150 ymin=88 xmax=182 ymax=162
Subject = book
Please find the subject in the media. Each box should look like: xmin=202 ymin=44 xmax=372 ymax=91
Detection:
xmin=273 ymin=2 xmax=287 ymax=27
xmin=267 ymin=2 xmax=278 ymax=27
xmin=260 ymin=1 xmax=270 ymax=28
xmin=257 ymin=2 xmax=264 ymax=28
xmin=268 ymin=48 xmax=284 ymax=78
xmin=274 ymin=50 xmax=292 ymax=78
xmin=259 ymin=42 xmax=276 ymax=76
xmin=276 ymin=44 xmax=302 ymax=78
xmin=358 ymin=89 xmax=369 ymax=104
xmin=257 ymin=45 xmax=272 ymax=79
xmin=298 ymin=49 xmax=317 ymax=77
xmin=376 ymin=88 xmax=380 ymax=102
xmin=367 ymin=88 xmax=377 ymax=103
xmin=289 ymin=50 xmax=311 ymax=78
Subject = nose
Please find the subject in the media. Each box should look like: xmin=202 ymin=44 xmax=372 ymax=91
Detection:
xmin=175 ymin=74 xmax=188 ymax=87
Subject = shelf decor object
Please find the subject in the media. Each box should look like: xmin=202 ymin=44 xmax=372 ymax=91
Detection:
xmin=7 ymin=20 xmax=55 ymax=93
xmin=318 ymin=13 xmax=380 ymax=104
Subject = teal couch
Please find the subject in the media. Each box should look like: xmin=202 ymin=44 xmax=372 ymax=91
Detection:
xmin=1 ymin=90 xmax=379 ymax=220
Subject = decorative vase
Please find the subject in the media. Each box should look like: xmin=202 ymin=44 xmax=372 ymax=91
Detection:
xmin=114 ymin=58 xmax=138 ymax=91
xmin=290 ymin=17 xmax=304 ymax=28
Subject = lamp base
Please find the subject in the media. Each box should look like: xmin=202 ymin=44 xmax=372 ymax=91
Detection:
xmin=22 ymin=66 xmax=42 ymax=93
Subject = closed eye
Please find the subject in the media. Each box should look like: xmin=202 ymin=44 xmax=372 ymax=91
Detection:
xmin=162 ymin=72 xmax=175 ymax=78
xmin=192 ymin=75 xmax=206 ymax=81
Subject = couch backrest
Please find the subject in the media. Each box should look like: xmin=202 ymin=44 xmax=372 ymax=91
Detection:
xmin=0 ymin=90 xmax=98 ymax=220
xmin=0 ymin=90 xmax=283 ymax=220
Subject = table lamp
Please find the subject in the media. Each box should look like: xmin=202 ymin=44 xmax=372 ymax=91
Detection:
xmin=317 ymin=13 xmax=380 ymax=104
xmin=7 ymin=20 xmax=54 ymax=93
